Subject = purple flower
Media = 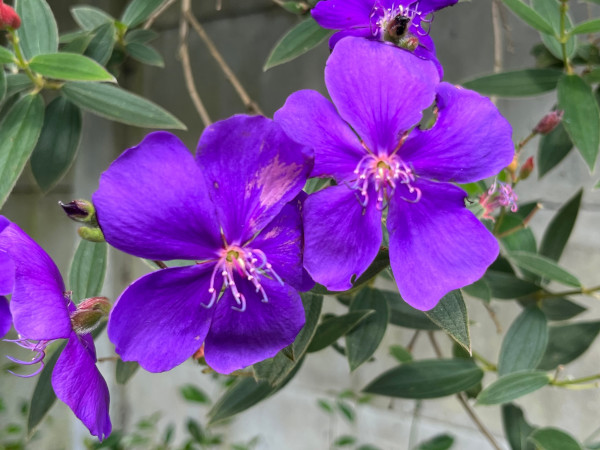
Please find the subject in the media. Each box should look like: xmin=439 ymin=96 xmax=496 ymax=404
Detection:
xmin=311 ymin=0 xmax=458 ymax=75
xmin=0 ymin=216 xmax=13 ymax=338
xmin=93 ymin=115 xmax=313 ymax=375
xmin=275 ymin=38 xmax=514 ymax=310
xmin=0 ymin=219 xmax=111 ymax=440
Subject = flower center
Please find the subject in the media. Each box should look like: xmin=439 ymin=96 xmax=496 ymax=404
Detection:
xmin=205 ymin=245 xmax=283 ymax=312
xmin=372 ymin=2 xmax=432 ymax=49
xmin=479 ymin=180 xmax=519 ymax=221
xmin=351 ymin=153 xmax=421 ymax=210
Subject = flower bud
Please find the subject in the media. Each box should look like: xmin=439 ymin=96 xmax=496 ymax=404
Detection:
xmin=70 ymin=297 xmax=111 ymax=335
xmin=78 ymin=226 xmax=105 ymax=243
xmin=0 ymin=1 xmax=20 ymax=29
xmin=518 ymin=156 xmax=534 ymax=181
xmin=60 ymin=199 xmax=98 ymax=225
xmin=533 ymin=110 xmax=563 ymax=135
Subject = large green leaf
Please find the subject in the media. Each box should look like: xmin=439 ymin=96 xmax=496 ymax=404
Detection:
xmin=539 ymin=297 xmax=586 ymax=321
xmin=425 ymin=290 xmax=470 ymax=353
xmin=537 ymin=123 xmax=573 ymax=177
xmin=264 ymin=18 xmax=331 ymax=71
xmin=68 ymin=240 xmax=108 ymax=303
xmin=30 ymin=97 xmax=82 ymax=192
xmin=498 ymin=307 xmax=548 ymax=376
xmin=501 ymin=0 xmax=555 ymax=34
xmin=529 ymin=428 xmax=583 ymax=450
xmin=462 ymin=69 xmax=562 ymax=97
xmin=307 ymin=310 xmax=374 ymax=352
xmin=85 ymin=22 xmax=117 ymax=66
xmin=254 ymin=292 xmax=322 ymax=386
xmin=558 ymin=74 xmax=600 ymax=171
xmin=508 ymin=251 xmax=581 ymax=287
xmin=532 ymin=0 xmax=575 ymax=59
xmin=363 ymin=359 xmax=483 ymax=399
xmin=71 ymin=6 xmax=114 ymax=31
xmin=484 ymin=271 xmax=541 ymax=299
xmin=539 ymin=189 xmax=582 ymax=262
xmin=346 ymin=288 xmax=389 ymax=371
xmin=121 ymin=0 xmax=163 ymax=28
xmin=570 ymin=18 xmax=600 ymax=35
xmin=477 ymin=371 xmax=550 ymax=405
xmin=15 ymin=0 xmax=58 ymax=59
xmin=0 ymin=93 xmax=45 ymax=208
xmin=29 ymin=53 xmax=115 ymax=82
xmin=537 ymin=321 xmax=600 ymax=369
xmin=502 ymin=404 xmax=537 ymax=450
xmin=125 ymin=42 xmax=164 ymax=67
xmin=385 ymin=290 xmax=439 ymax=330
xmin=62 ymin=82 xmax=185 ymax=129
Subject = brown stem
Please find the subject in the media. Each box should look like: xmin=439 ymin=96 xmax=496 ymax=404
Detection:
xmin=483 ymin=303 xmax=502 ymax=334
xmin=144 ymin=0 xmax=178 ymax=30
xmin=495 ymin=202 xmax=542 ymax=239
xmin=407 ymin=330 xmax=420 ymax=352
xmin=97 ymin=356 xmax=120 ymax=363
xmin=184 ymin=9 xmax=264 ymax=115
xmin=490 ymin=0 xmax=504 ymax=105
xmin=153 ymin=260 xmax=168 ymax=269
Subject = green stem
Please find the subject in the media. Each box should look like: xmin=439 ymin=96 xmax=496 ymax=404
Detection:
xmin=472 ymin=351 xmax=497 ymax=372
xmin=539 ymin=284 xmax=600 ymax=299
xmin=552 ymin=373 xmax=600 ymax=386
xmin=7 ymin=29 xmax=44 ymax=91
xmin=560 ymin=0 xmax=574 ymax=74
xmin=492 ymin=206 xmax=507 ymax=235
xmin=516 ymin=131 xmax=537 ymax=153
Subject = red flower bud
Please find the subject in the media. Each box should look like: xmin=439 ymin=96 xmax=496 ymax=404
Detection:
xmin=534 ymin=110 xmax=563 ymax=135
xmin=0 ymin=1 xmax=20 ymax=29
xmin=518 ymin=156 xmax=534 ymax=181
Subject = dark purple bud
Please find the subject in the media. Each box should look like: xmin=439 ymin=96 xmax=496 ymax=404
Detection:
xmin=533 ymin=110 xmax=563 ymax=135
xmin=59 ymin=199 xmax=97 ymax=224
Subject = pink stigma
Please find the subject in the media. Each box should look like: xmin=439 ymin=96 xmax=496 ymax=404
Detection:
xmin=480 ymin=180 xmax=518 ymax=221
xmin=204 ymin=245 xmax=283 ymax=312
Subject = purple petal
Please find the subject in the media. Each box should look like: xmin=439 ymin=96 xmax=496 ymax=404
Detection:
xmin=0 ymin=224 xmax=71 ymax=340
xmin=311 ymin=0 xmax=373 ymax=29
xmin=0 ymin=296 xmax=11 ymax=338
xmin=274 ymin=90 xmax=365 ymax=181
xmin=108 ymin=264 xmax=214 ymax=373
xmin=329 ymin=28 xmax=374 ymax=48
xmin=0 ymin=217 xmax=14 ymax=295
xmin=401 ymin=83 xmax=514 ymax=183
xmin=304 ymin=185 xmax=382 ymax=291
xmin=388 ymin=180 xmax=499 ymax=310
xmin=93 ymin=131 xmax=221 ymax=261
xmin=251 ymin=195 xmax=314 ymax=292
xmin=52 ymin=332 xmax=111 ymax=440
xmin=204 ymin=277 xmax=305 ymax=374
xmin=196 ymin=115 xmax=312 ymax=244
xmin=417 ymin=0 xmax=459 ymax=13
xmin=325 ymin=37 xmax=439 ymax=154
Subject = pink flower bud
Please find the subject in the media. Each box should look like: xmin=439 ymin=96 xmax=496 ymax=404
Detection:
xmin=518 ymin=156 xmax=534 ymax=181
xmin=534 ymin=110 xmax=563 ymax=135
xmin=0 ymin=1 xmax=20 ymax=29
xmin=70 ymin=297 xmax=111 ymax=335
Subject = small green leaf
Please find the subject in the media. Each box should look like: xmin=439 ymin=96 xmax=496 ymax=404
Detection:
xmin=571 ymin=18 xmax=600 ymax=35
xmin=477 ymin=371 xmax=550 ymax=405
xmin=389 ymin=345 xmax=413 ymax=363
xmin=180 ymin=385 xmax=210 ymax=404
xmin=15 ymin=0 xmax=59 ymax=59
xmin=425 ymin=290 xmax=470 ymax=353
xmin=540 ymin=297 xmax=586 ymax=321
xmin=498 ymin=307 xmax=548 ymax=376
xmin=462 ymin=69 xmax=562 ymax=97
xmin=125 ymin=29 xmax=159 ymax=45
xmin=508 ymin=251 xmax=581 ymax=287
xmin=0 ymin=93 xmax=45 ymax=208
xmin=502 ymin=403 xmax=537 ymax=450
xmin=126 ymin=42 xmax=164 ymax=67
xmin=346 ymin=287 xmax=389 ymax=371
xmin=6 ymin=73 xmax=34 ymax=97
xmin=538 ymin=321 xmax=600 ymax=370
xmin=121 ymin=0 xmax=163 ymax=28
xmin=336 ymin=400 xmax=355 ymax=423
xmin=307 ymin=310 xmax=374 ymax=352
xmin=386 ymin=290 xmax=439 ymax=330
xmin=62 ymin=81 xmax=185 ymax=129
xmin=115 ymin=360 xmax=139 ymax=384
xmin=0 ymin=47 xmax=16 ymax=64
xmin=538 ymin=123 xmax=573 ymax=177
xmin=29 ymin=53 xmax=115 ymax=82
xmin=363 ymin=359 xmax=484 ymax=399
xmin=462 ymin=278 xmax=491 ymax=302
xmin=264 ymin=18 xmax=331 ymax=71
xmin=529 ymin=428 xmax=583 ymax=450
xmin=501 ymin=0 xmax=555 ymax=35
xmin=416 ymin=434 xmax=454 ymax=450
xmin=558 ymin=74 xmax=600 ymax=171
xmin=31 ymin=97 xmax=82 ymax=193
xmin=71 ymin=6 xmax=114 ymax=31
xmin=540 ymin=189 xmax=582 ymax=262
xmin=68 ymin=240 xmax=107 ymax=303
xmin=334 ymin=435 xmax=357 ymax=447
xmin=85 ymin=22 xmax=117 ymax=66
xmin=484 ymin=271 xmax=541 ymax=299
xmin=62 ymin=33 xmax=94 ymax=55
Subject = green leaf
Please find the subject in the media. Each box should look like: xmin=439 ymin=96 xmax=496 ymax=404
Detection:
xmin=558 ymin=74 xmax=600 ymax=171
xmin=416 ymin=434 xmax=454 ymax=450
xmin=540 ymin=189 xmax=582 ymax=262
xmin=389 ymin=345 xmax=413 ymax=363
xmin=507 ymin=251 xmax=581 ymax=287
xmin=425 ymin=290 xmax=470 ymax=353
xmin=386 ymin=290 xmax=439 ymax=330
xmin=346 ymin=288 xmax=389 ymax=371
xmin=180 ymin=385 xmax=210 ymax=404
xmin=122 ymin=0 xmax=163 ymax=28
xmin=501 ymin=0 xmax=555 ymax=34
xmin=85 ymin=22 xmax=117 ymax=66
xmin=538 ymin=123 xmax=573 ymax=177
xmin=0 ymin=93 xmax=45 ymax=208
xmin=6 ymin=73 xmax=34 ymax=97
xmin=125 ymin=29 xmax=159 ymax=45
xmin=126 ymin=42 xmax=164 ymax=67
xmin=484 ymin=271 xmax=541 ymax=299
xmin=334 ymin=435 xmax=357 ymax=447
xmin=502 ymin=404 xmax=537 ymax=450
xmin=27 ymin=342 xmax=65 ymax=434
xmin=62 ymin=33 xmax=94 ymax=55
xmin=498 ymin=307 xmax=548 ymax=376
xmin=0 ymin=46 xmax=16 ymax=64
xmin=264 ymin=18 xmax=331 ymax=70
xmin=537 ymin=321 xmax=600 ymax=370
xmin=68 ymin=240 xmax=108 ymax=303
xmin=532 ymin=0 xmax=575 ymax=59
xmin=0 ymin=70 xmax=6 ymax=104
xmin=462 ymin=69 xmax=562 ymax=97
xmin=363 ymin=359 xmax=483 ymax=399
xmin=15 ymin=0 xmax=59 ymax=59
xmin=571 ymin=18 xmax=600 ymax=35
xmin=254 ymin=292 xmax=322 ymax=386
xmin=307 ymin=310 xmax=374 ymax=352
xmin=529 ymin=428 xmax=583 ymax=450
xmin=62 ymin=81 xmax=185 ymax=129
xmin=116 ymin=360 xmax=139 ymax=384
xmin=71 ymin=6 xmax=114 ymax=31
xmin=462 ymin=278 xmax=491 ymax=302
xmin=477 ymin=371 xmax=550 ymax=405
xmin=540 ymin=297 xmax=586 ymax=321
xmin=29 ymin=53 xmax=115 ymax=82
xmin=30 ymin=97 xmax=82 ymax=193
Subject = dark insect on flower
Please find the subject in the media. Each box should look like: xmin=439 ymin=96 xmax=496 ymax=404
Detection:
xmin=386 ymin=14 xmax=410 ymax=39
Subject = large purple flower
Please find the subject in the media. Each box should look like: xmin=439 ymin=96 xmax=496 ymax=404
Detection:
xmin=93 ymin=115 xmax=313 ymax=375
xmin=0 ymin=215 xmax=13 ymax=338
xmin=311 ymin=0 xmax=458 ymax=74
xmin=0 ymin=219 xmax=111 ymax=440
xmin=275 ymin=38 xmax=514 ymax=310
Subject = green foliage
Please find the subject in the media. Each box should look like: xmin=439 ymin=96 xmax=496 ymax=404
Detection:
xmin=507 ymin=251 xmax=581 ymax=287
xmin=501 ymin=0 xmax=555 ymax=35
xmin=416 ymin=434 xmax=454 ymax=450
xmin=116 ymin=360 xmax=140 ymax=385
xmin=532 ymin=0 xmax=575 ymax=59
xmin=425 ymin=290 xmax=471 ymax=353
xmin=71 ymin=6 xmax=113 ymax=31
xmin=529 ymin=428 xmax=583 ymax=450
xmin=68 ymin=240 xmax=108 ymax=303
xmin=180 ymin=385 xmax=211 ymax=404
xmin=477 ymin=371 xmax=550 ymax=405
xmin=462 ymin=69 xmax=562 ymax=96
xmin=307 ymin=310 xmax=374 ymax=353
xmin=537 ymin=123 xmax=573 ymax=177
xmin=121 ymin=0 xmax=163 ymax=29
xmin=538 ymin=321 xmax=600 ymax=370
xmin=15 ymin=0 xmax=59 ymax=59
xmin=502 ymin=404 xmax=537 ymax=450
xmin=540 ymin=190 xmax=582 ymax=262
